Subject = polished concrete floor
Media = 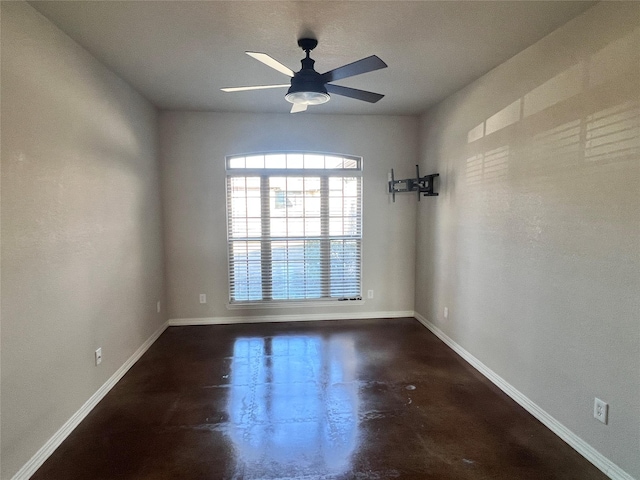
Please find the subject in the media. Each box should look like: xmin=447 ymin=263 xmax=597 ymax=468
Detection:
xmin=33 ymin=318 xmax=606 ymax=479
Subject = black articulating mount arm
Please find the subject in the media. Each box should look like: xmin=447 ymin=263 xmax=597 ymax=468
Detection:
xmin=388 ymin=165 xmax=439 ymax=202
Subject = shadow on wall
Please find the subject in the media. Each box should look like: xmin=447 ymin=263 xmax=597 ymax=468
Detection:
xmin=456 ymin=26 xmax=639 ymax=263
xmin=417 ymin=19 xmax=639 ymax=331
xmin=464 ymin=27 xmax=639 ymax=187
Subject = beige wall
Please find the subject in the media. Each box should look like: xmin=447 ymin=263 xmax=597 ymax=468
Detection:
xmin=415 ymin=3 xmax=639 ymax=478
xmin=1 ymin=3 xmax=166 ymax=478
xmin=160 ymin=112 xmax=418 ymax=320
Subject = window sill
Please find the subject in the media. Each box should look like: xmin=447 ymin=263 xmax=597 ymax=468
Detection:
xmin=227 ymin=299 xmax=365 ymax=310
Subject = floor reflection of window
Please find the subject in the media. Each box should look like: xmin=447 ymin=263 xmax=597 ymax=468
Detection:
xmin=226 ymin=335 xmax=358 ymax=478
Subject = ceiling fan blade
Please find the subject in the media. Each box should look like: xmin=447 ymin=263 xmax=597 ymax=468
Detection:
xmin=221 ymin=84 xmax=289 ymax=92
xmin=290 ymin=103 xmax=308 ymax=113
xmin=325 ymin=84 xmax=384 ymax=103
xmin=322 ymin=55 xmax=387 ymax=83
xmin=246 ymin=52 xmax=294 ymax=77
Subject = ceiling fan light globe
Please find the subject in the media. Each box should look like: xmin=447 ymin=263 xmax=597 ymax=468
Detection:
xmin=285 ymin=91 xmax=330 ymax=105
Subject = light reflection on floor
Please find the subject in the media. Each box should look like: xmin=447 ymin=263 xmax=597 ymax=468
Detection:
xmin=226 ymin=335 xmax=359 ymax=478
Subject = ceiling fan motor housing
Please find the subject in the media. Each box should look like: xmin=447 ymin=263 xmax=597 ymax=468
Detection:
xmin=285 ymin=49 xmax=330 ymax=105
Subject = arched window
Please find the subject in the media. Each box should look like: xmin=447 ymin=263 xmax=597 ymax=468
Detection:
xmin=226 ymin=152 xmax=362 ymax=304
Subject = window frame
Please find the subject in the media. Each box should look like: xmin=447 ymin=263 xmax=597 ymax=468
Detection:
xmin=225 ymin=152 xmax=364 ymax=307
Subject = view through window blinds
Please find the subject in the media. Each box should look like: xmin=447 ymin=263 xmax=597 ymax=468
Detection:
xmin=226 ymin=153 xmax=362 ymax=303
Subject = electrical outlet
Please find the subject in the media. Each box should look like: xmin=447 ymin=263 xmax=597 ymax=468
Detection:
xmin=199 ymin=294 xmax=206 ymax=304
xmin=444 ymin=307 xmax=449 ymax=319
xmin=367 ymin=290 xmax=374 ymax=299
xmin=157 ymin=301 xmax=161 ymax=313
xmin=95 ymin=348 xmax=102 ymax=366
xmin=594 ymin=398 xmax=608 ymax=424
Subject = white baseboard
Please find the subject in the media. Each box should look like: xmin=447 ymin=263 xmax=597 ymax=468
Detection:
xmin=413 ymin=312 xmax=635 ymax=480
xmin=11 ymin=320 xmax=169 ymax=480
xmin=169 ymin=310 xmax=415 ymax=326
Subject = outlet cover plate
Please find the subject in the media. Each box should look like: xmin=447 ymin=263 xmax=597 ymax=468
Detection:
xmin=594 ymin=398 xmax=608 ymax=424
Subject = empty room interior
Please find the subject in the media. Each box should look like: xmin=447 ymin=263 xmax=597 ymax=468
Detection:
xmin=1 ymin=1 xmax=639 ymax=479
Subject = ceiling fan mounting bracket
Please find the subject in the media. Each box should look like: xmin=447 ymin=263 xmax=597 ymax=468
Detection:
xmin=297 ymin=38 xmax=318 ymax=53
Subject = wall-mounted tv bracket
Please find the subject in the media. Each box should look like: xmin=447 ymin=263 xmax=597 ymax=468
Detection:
xmin=388 ymin=165 xmax=439 ymax=202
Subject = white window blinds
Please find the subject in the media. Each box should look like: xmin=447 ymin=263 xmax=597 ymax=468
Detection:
xmin=226 ymin=153 xmax=362 ymax=304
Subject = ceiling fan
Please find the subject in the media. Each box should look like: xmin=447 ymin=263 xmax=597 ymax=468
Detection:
xmin=221 ymin=38 xmax=388 ymax=113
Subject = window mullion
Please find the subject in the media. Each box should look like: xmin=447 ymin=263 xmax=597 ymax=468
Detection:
xmin=320 ymin=176 xmax=330 ymax=298
xmin=260 ymin=176 xmax=272 ymax=300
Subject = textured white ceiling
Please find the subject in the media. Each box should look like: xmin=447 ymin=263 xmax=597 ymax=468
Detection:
xmin=28 ymin=1 xmax=596 ymax=115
